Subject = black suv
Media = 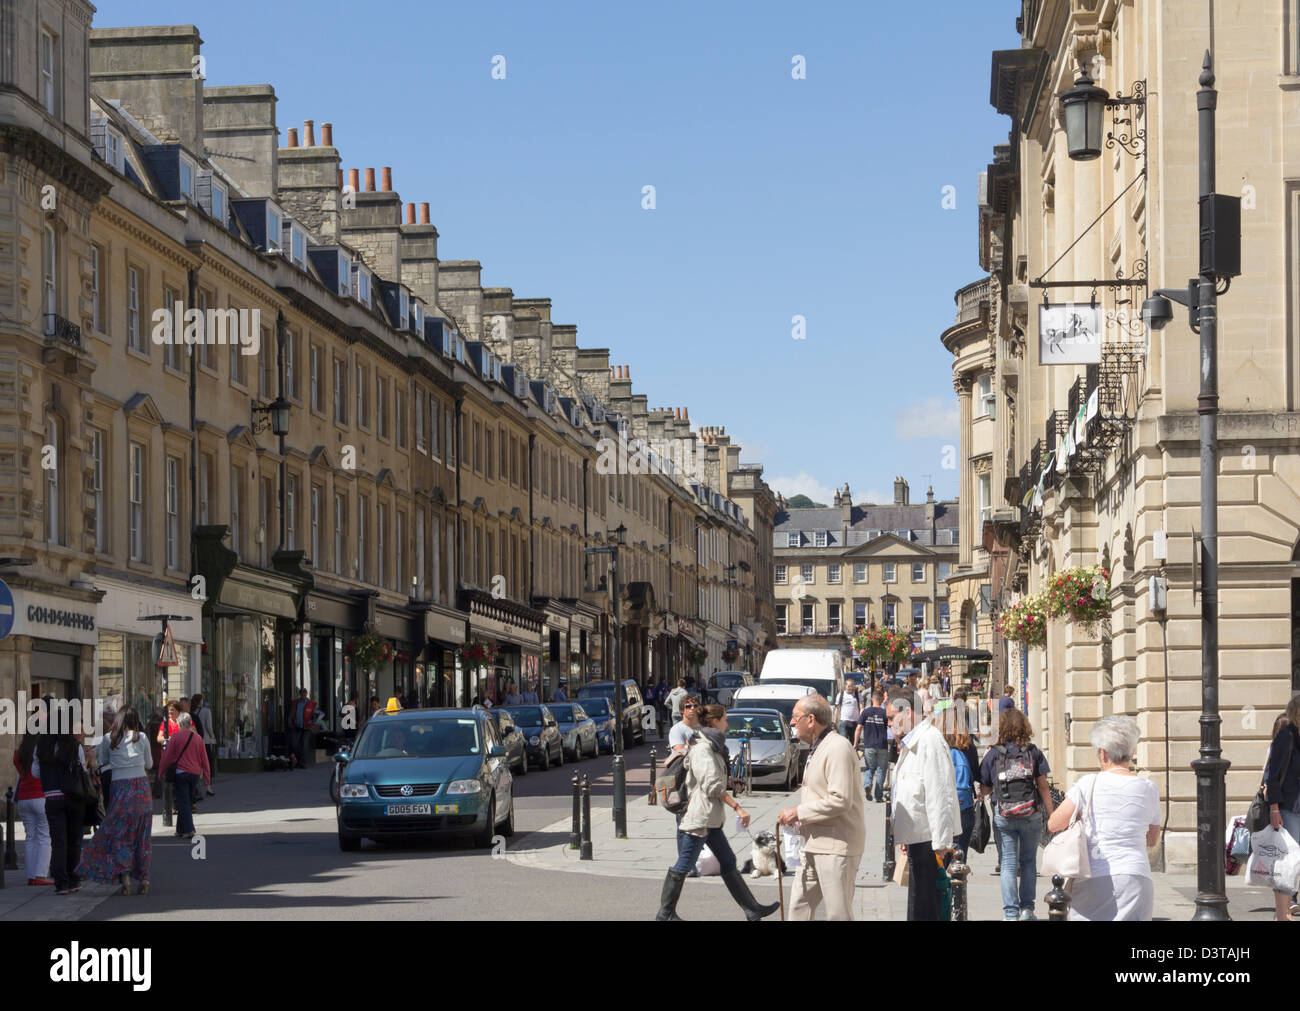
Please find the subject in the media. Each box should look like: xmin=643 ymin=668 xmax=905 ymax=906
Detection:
xmin=576 ymin=680 xmax=645 ymax=746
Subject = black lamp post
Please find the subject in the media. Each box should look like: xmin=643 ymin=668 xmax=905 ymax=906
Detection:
xmin=1129 ymin=53 xmax=1240 ymax=921
xmin=585 ymin=523 xmax=629 ymax=837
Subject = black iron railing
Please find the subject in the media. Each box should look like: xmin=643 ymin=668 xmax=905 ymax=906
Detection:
xmin=44 ymin=314 xmax=81 ymax=349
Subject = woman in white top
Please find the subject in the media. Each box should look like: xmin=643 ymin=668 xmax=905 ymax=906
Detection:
xmin=1047 ymin=715 xmax=1161 ymax=921
xmin=76 ymin=707 xmax=154 ymax=896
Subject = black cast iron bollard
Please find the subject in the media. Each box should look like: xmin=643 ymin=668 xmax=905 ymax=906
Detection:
xmin=948 ymin=849 xmax=968 ymax=921
xmin=163 ymin=778 xmax=174 ymax=828
xmin=882 ymin=782 xmax=896 ymax=881
xmin=580 ymin=773 xmax=593 ymax=861
xmin=648 ymin=747 xmax=657 ymax=806
xmin=3 ymin=786 xmax=17 ymax=870
xmin=1045 ymin=874 xmax=1071 ymax=920
xmin=612 ymin=754 xmax=627 ymax=838
xmin=569 ymin=773 xmax=581 ymax=849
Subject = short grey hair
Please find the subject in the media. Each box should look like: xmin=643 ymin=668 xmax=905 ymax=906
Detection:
xmin=1090 ymin=715 xmax=1139 ymax=764
xmin=797 ymin=693 xmax=832 ymax=727
xmin=886 ymin=690 xmax=913 ymax=714
xmin=176 ymin=712 xmax=193 ymax=731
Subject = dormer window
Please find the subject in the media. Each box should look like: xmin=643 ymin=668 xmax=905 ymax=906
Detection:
xmin=291 ymin=227 xmax=305 ymax=267
xmin=398 ymin=289 xmax=409 ymax=330
xmin=336 ymin=252 xmax=350 ymax=297
xmin=212 ymin=181 xmax=226 ymax=222
xmin=266 ymin=207 xmax=282 ymax=251
xmin=351 ymin=263 xmax=371 ymax=307
xmin=786 ymin=532 xmax=800 ymax=548
xmin=410 ymin=300 xmax=423 ymax=333
xmin=179 ymin=155 xmax=195 ymax=201
xmin=106 ymin=129 xmax=122 ymax=171
xmin=814 ymin=530 xmax=828 ymax=547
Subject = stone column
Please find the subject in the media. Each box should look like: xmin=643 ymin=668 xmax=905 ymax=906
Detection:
xmin=955 ymin=375 xmax=974 ymax=567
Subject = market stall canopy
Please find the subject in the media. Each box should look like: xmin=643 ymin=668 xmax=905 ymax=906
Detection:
xmin=912 ymin=646 xmax=993 ymax=664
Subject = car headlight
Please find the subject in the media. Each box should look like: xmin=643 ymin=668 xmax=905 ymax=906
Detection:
xmin=446 ymin=779 xmax=482 ymax=794
xmin=529 ymin=735 xmax=540 ymax=746
xmin=339 ymin=783 xmax=368 ymax=799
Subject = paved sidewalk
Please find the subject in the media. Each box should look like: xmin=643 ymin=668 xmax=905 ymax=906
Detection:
xmin=505 ymin=781 xmax=1282 ymax=921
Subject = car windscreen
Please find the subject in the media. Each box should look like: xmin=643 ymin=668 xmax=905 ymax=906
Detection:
xmin=577 ymin=685 xmax=614 ymax=701
xmin=580 ymin=698 xmax=611 ymax=717
xmin=354 ymin=718 xmax=480 ymax=759
xmin=715 ymin=674 xmax=744 ymax=687
xmin=505 ymin=706 xmax=544 ymax=726
xmin=738 ymin=697 xmax=798 ymax=722
xmin=725 ymin=714 xmax=783 ymax=740
xmin=548 ymin=705 xmax=575 ymax=721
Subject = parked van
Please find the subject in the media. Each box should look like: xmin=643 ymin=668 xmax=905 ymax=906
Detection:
xmin=758 ymin=649 xmax=846 ymax=706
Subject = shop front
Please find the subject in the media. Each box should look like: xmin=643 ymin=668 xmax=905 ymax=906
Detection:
xmin=2 ymin=578 xmax=100 ymax=710
xmin=419 ymin=605 xmax=467 ymax=708
xmin=568 ymin=604 xmax=600 ymax=693
xmin=459 ymin=589 xmax=544 ymax=706
xmin=95 ymin=577 xmax=203 ymax=721
xmin=303 ymin=588 xmax=359 ymax=738
xmin=533 ymin=597 xmax=573 ymax=702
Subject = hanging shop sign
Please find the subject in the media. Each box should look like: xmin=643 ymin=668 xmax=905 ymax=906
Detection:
xmin=1039 ymin=303 xmax=1102 ymax=364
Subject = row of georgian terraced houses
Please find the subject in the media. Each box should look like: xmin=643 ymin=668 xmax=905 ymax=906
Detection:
xmin=0 ymin=12 xmax=776 ymax=787
xmin=941 ymin=0 xmax=1300 ymax=871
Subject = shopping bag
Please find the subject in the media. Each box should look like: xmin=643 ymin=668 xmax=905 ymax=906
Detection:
xmin=1244 ymin=826 xmax=1300 ymax=894
xmin=780 ymin=825 xmax=805 ymax=871
xmin=969 ymin=800 xmax=991 ymax=854
xmin=892 ymin=850 xmax=909 ymax=887
xmin=695 ymin=844 xmax=722 ymax=877
xmin=1225 ymin=816 xmax=1250 ymax=876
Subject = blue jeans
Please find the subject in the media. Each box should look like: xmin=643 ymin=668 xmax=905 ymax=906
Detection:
xmin=955 ymin=805 xmax=975 ymax=858
xmin=174 ymin=771 xmax=198 ymax=835
xmin=838 ymin=722 xmax=856 ymax=741
xmin=993 ymin=811 xmax=1042 ymax=918
xmin=861 ymin=748 xmax=887 ymax=801
xmin=671 ymin=826 xmax=737 ymax=875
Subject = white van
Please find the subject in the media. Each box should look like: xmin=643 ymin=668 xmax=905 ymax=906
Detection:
xmin=758 ymin=648 xmax=846 ymax=705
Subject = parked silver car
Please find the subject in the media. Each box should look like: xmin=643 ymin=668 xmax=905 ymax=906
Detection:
xmin=724 ymin=708 xmax=801 ymax=791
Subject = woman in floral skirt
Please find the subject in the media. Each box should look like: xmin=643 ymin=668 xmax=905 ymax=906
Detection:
xmin=77 ymin=707 xmax=153 ymax=896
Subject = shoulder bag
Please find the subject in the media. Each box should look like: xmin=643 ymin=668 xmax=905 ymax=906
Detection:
xmin=1040 ymin=773 xmax=1099 ymax=881
xmin=164 ymin=731 xmax=196 ymax=784
xmin=1247 ymin=729 xmax=1294 ymax=833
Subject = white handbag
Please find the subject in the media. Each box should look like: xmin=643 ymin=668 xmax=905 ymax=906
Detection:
xmin=1040 ymin=773 xmax=1098 ymax=880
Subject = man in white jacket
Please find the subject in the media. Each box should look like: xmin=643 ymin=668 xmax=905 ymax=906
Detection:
xmin=886 ymin=689 xmax=960 ymax=921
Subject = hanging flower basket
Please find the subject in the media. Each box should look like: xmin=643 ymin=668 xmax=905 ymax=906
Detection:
xmin=852 ymin=624 xmax=911 ymax=664
xmin=721 ymin=648 xmax=739 ymax=665
xmin=346 ymin=624 xmax=394 ymax=670
xmin=1045 ymin=565 xmax=1110 ymax=633
xmin=458 ymin=641 xmax=499 ymax=673
xmin=687 ymin=645 xmax=708 ymax=670
xmin=997 ymin=593 xmax=1048 ymax=648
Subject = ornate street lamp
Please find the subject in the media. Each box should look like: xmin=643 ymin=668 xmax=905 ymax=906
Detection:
xmin=1060 ymin=67 xmax=1110 ymax=161
xmin=251 ymin=395 xmax=291 ymax=437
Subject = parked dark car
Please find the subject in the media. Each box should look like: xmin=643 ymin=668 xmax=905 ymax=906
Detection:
xmin=703 ymin=671 xmax=755 ymax=706
xmin=487 ymin=709 xmax=528 ymax=775
xmin=546 ymin=703 xmax=598 ymax=760
xmin=501 ymin=705 xmax=564 ymax=770
xmin=577 ymin=696 xmax=617 ymax=753
xmin=577 ymin=680 xmax=646 ymax=746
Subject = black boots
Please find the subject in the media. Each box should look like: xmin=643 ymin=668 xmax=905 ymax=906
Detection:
xmin=722 ymin=868 xmax=780 ymax=921
xmin=656 ymin=869 xmax=687 ymax=920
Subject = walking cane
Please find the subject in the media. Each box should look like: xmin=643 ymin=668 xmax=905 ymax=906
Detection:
xmin=776 ymin=821 xmax=785 ymax=921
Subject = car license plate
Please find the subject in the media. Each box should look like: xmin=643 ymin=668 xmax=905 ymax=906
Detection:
xmin=384 ymin=804 xmax=432 ymax=816
xmin=434 ymin=804 xmax=459 ymax=814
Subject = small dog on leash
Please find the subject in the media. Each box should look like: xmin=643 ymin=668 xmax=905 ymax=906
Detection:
xmin=741 ymin=831 xmax=785 ymax=878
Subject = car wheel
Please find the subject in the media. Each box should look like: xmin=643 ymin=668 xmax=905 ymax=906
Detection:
xmin=474 ymin=793 xmax=496 ymax=848
xmin=338 ymin=831 xmax=361 ymax=852
xmin=499 ymin=791 xmax=516 ymax=837
xmin=556 ymin=739 xmax=565 ymax=767
xmin=784 ymin=762 xmax=794 ymax=792
xmin=540 ymin=746 xmax=550 ymax=772
xmin=515 ymin=750 xmax=527 ymax=776
xmin=587 ymin=735 xmax=596 ymax=760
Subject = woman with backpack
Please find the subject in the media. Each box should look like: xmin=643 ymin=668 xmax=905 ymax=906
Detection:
xmin=1260 ymin=695 xmax=1300 ymax=921
xmin=656 ymin=705 xmax=779 ymax=921
xmin=34 ymin=730 xmax=88 ymax=895
xmin=77 ymin=707 xmax=154 ymax=895
xmin=945 ymin=730 xmax=978 ymax=859
xmin=978 ymin=708 xmax=1054 ymax=920
xmin=1046 ymin=716 xmax=1160 ymax=921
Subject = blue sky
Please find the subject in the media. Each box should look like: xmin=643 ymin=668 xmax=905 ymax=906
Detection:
xmin=96 ymin=0 xmax=1018 ymax=507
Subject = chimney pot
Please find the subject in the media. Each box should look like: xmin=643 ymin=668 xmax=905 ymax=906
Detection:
xmin=287 ymin=127 xmax=299 ymax=148
xmin=420 ymin=202 xmax=430 ymax=224
xmin=321 ymin=122 xmax=333 ymax=146
xmin=381 ymin=166 xmax=392 ymax=191
xmin=303 ymin=119 xmax=315 ymax=146
xmin=406 ymin=202 xmax=416 ymax=224
xmin=348 ymin=168 xmax=360 ymax=193
xmin=364 ymin=168 xmax=375 ymax=192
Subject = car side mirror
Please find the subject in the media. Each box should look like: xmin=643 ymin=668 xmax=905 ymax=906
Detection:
xmin=488 ymin=745 xmax=507 ymax=757
xmin=334 ymin=750 xmax=350 ymax=763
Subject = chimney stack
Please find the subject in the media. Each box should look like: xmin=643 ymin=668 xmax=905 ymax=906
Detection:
xmin=406 ymin=202 xmax=416 ymax=224
xmin=303 ymin=119 xmax=315 ymax=146
xmin=364 ymin=167 xmax=375 ymax=192
xmin=348 ymin=168 xmax=360 ymax=193
xmin=321 ymin=122 xmax=333 ymax=146
xmin=337 ymin=168 xmax=343 ymax=189
xmin=381 ymin=166 xmax=392 ymax=191
xmin=420 ymin=202 xmax=430 ymax=224
xmin=286 ymin=127 xmax=298 ymax=148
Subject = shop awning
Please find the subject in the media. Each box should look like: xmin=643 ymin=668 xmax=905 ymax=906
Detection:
xmin=911 ymin=646 xmax=993 ymax=664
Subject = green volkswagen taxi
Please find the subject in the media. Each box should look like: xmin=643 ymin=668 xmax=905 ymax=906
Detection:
xmin=334 ymin=708 xmax=515 ymax=851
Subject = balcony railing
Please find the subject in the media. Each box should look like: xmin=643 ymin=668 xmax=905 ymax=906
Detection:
xmin=956 ymin=277 xmax=991 ymax=324
xmin=44 ymin=314 xmax=82 ymax=349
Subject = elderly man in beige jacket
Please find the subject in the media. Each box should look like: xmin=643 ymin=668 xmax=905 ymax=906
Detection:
xmin=777 ymin=693 xmax=866 ymax=920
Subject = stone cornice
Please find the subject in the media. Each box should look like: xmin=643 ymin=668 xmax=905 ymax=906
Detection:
xmin=95 ymin=201 xmax=198 ymax=273
xmin=0 ymin=124 xmax=112 ymax=204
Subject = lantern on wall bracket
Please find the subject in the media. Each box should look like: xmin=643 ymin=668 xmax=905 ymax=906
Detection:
xmin=1059 ymin=64 xmax=1146 ymax=162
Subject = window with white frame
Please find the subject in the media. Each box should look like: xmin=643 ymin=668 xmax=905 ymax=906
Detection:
xmin=91 ymin=429 xmax=106 ymax=553
xmin=396 ymin=511 xmax=405 ymax=593
xmin=310 ymin=344 xmax=321 ymax=411
xmin=358 ymin=495 xmax=368 ymax=581
xmin=129 ymin=441 xmax=145 ymax=561
xmin=775 ymin=564 xmax=787 ymax=584
xmin=311 ymin=486 xmax=320 ymax=566
xmin=776 ymin=604 xmax=787 ymax=635
xmin=853 ymin=563 xmax=867 ymax=583
xmin=912 ymin=600 xmax=925 ymax=628
xmin=212 ymin=181 xmax=226 ymax=223
xmin=230 ymin=321 xmax=248 ymax=386
xmin=285 ymin=330 xmax=297 ymax=399
xmin=827 ymin=602 xmax=841 ymax=632
xmin=40 ymin=29 xmax=56 ymax=115
xmin=415 ymin=389 xmax=426 ymax=451
xmin=378 ymin=502 xmax=387 ymax=589
xmin=333 ymin=357 xmax=346 ymax=424
xmin=895 ymin=529 xmax=911 ymax=541
xmin=126 ymin=268 xmax=141 ymax=350
xmin=978 ymin=473 xmax=991 ymax=526
xmin=334 ymin=493 xmax=345 ymax=576
xmin=938 ymin=561 xmax=952 ymax=581
xmin=166 ymin=455 xmax=180 ymax=568
xmin=786 ymin=532 xmax=799 ymax=548
xmin=286 ymin=475 xmax=297 ymax=551
xmin=853 ymin=602 xmax=868 ymax=630
xmin=416 ymin=508 xmax=426 ymax=598
xmin=163 ymin=287 xmax=180 ymax=370
xmin=44 ymin=416 xmax=60 ymax=543
xmin=356 ymin=361 xmax=368 ymax=427
xmin=91 ymin=245 xmax=103 ymax=333
xmin=800 ymin=564 xmax=814 ymax=584
xmin=43 ymin=224 xmax=56 ymax=334
xmin=801 ymin=602 xmax=815 ymax=634
xmin=337 ymin=252 xmax=350 ymax=297
xmin=105 ymin=128 xmax=122 ymax=172
xmin=976 ymin=372 xmax=994 ymax=418
xmin=884 ymin=599 xmax=897 ymax=628
xmin=814 ymin=530 xmax=828 ymax=548
xmin=197 ymin=289 xmax=214 ymax=369
xmin=912 ymin=562 xmax=925 ymax=582
xmin=266 ymin=206 xmax=281 ymax=251
xmin=376 ymin=376 xmax=388 ymax=440
xmin=883 ymin=562 xmax=896 ymax=582
xmin=828 ymin=563 xmax=841 ymax=583
xmin=939 ymin=600 xmax=950 ymax=631
xmin=230 ymin=468 xmax=242 ymax=556
xmin=179 ymin=156 xmax=195 ymax=201
xmin=291 ymin=227 xmax=305 ymax=268
xmin=432 ymin=514 xmax=442 ymax=603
